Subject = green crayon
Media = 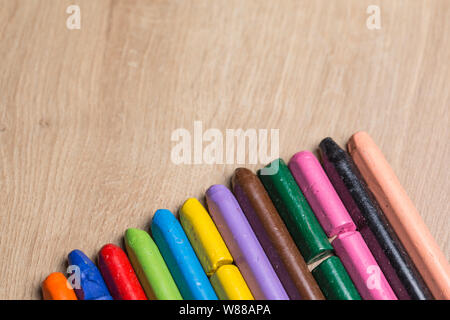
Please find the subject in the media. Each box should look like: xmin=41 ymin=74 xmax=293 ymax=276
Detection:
xmin=125 ymin=228 xmax=182 ymax=300
xmin=312 ymin=256 xmax=361 ymax=300
xmin=258 ymin=158 xmax=333 ymax=263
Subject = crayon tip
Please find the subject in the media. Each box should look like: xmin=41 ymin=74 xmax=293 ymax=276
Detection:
xmin=99 ymin=243 xmax=121 ymax=255
xmin=181 ymin=197 xmax=198 ymax=208
xmin=152 ymin=209 xmax=174 ymax=224
xmin=319 ymin=137 xmax=346 ymax=162
xmin=205 ymin=184 xmax=230 ymax=197
xmin=290 ymin=150 xmax=315 ymax=162
xmin=256 ymin=158 xmax=286 ymax=176
xmin=231 ymin=168 xmax=253 ymax=190
xmin=68 ymin=249 xmax=113 ymax=300
xmin=68 ymin=249 xmax=95 ymax=268
xmin=41 ymin=272 xmax=78 ymax=300
xmin=125 ymin=228 xmax=148 ymax=245
xmin=347 ymin=131 xmax=370 ymax=153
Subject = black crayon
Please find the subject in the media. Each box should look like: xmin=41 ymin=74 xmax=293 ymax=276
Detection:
xmin=319 ymin=137 xmax=433 ymax=300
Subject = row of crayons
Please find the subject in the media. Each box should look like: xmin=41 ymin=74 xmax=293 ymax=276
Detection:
xmin=41 ymin=132 xmax=450 ymax=300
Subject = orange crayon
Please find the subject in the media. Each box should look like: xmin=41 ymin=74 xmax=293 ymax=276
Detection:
xmin=42 ymin=272 xmax=78 ymax=300
xmin=347 ymin=131 xmax=450 ymax=299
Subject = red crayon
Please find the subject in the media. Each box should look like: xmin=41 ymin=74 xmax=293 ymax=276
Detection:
xmin=98 ymin=244 xmax=147 ymax=300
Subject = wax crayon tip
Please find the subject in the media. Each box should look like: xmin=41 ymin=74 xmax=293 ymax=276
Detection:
xmin=68 ymin=249 xmax=95 ymax=268
xmin=125 ymin=228 xmax=146 ymax=246
xmin=41 ymin=272 xmax=78 ymax=300
xmin=152 ymin=208 xmax=174 ymax=222
xmin=68 ymin=249 xmax=113 ymax=300
xmin=205 ymin=184 xmax=229 ymax=197
xmin=319 ymin=137 xmax=347 ymax=162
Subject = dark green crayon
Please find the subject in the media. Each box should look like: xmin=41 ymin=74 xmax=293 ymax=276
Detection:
xmin=257 ymin=159 xmax=333 ymax=263
xmin=312 ymin=256 xmax=361 ymax=300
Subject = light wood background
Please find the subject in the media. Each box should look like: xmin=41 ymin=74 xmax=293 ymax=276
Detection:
xmin=0 ymin=0 xmax=448 ymax=300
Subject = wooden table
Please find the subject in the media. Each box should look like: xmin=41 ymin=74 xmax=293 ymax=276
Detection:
xmin=0 ymin=0 xmax=448 ymax=299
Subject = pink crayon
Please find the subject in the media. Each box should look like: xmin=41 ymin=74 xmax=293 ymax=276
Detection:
xmin=333 ymin=231 xmax=397 ymax=300
xmin=288 ymin=151 xmax=356 ymax=237
xmin=288 ymin=151 xmax=397 ymax=300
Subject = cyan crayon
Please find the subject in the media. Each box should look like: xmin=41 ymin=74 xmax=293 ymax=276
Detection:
xmin=151 ymin=209 xmax=218 ymax=300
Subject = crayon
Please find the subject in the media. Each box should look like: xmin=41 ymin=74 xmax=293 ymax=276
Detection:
xmin=232 ymin=168 xmax=325 ymax=300
xmin=206 ymin=184 xmax=289 ymax=300
xmin=179 ymin=198 xmax=252 ymax=300
xmin=210 ymin=265 xmax=254 ymax=300
xmin=311 ymin=256 xmax=361 ymax=300
xmin=124 ymin=228 xmax=182 ymax=300
xmin=348 ymin=131 xmax=450 ymax=299
xmin=257 ymin=159 xmax=333 ymax=263
xmin=288 ymin=152 xmax=356 ymax=237
xmin=179 ymin=198 xmax=233 ymax=275
xmin=334 ymin=231 xmax=397 ymax=299
xmin=98 ymin=244 xmax=147 ymax=300
xmin=289 ymin=151 xmax=396 ymax=300
xmin=151 ymin=209 xmax=218 ymax=300
xmin=319 ymin=137 xmax=432 ymax=300
xmin=41 ymin=272 xmax=78 ymax=300
xmin=68 ymin=249 xmax=113 ymax=300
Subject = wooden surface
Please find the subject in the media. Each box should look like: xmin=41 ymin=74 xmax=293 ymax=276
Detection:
xmin=0 ymin=0 xmax=448 ymax=299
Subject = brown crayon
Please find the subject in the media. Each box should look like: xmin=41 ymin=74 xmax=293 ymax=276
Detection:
xmin=232 ymin=168 xmax=324 ymax=300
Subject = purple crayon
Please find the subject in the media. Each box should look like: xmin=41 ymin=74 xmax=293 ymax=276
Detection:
xmin=206 ymin=184 xmax=289 ymax=300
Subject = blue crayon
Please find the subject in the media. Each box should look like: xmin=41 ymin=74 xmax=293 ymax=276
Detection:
xmin=68 ymin=249 xmax=113 ymax=300
xmin=151 ymin=209 xmax=218 ymax=300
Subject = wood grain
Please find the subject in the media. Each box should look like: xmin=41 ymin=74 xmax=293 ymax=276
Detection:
xmin=0 ymin=0 xmax=448 ymax=299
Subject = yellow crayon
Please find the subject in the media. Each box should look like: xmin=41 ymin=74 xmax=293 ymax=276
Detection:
xmin=179 ymin=198 xmax=233 ymax=275
xmin=210 ymin=265 xmax=254 ymax=300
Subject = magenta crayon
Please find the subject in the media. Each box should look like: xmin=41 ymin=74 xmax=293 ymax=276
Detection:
xmin=334 ymin=231 xmax=397 ymax=300
xmin=206 ymin=184 xmax=289 ymax=300
xmin=289 ymin=151 xmax=397 ymax=300
xmin=288 ymin=151 xmax=356 ymax=237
